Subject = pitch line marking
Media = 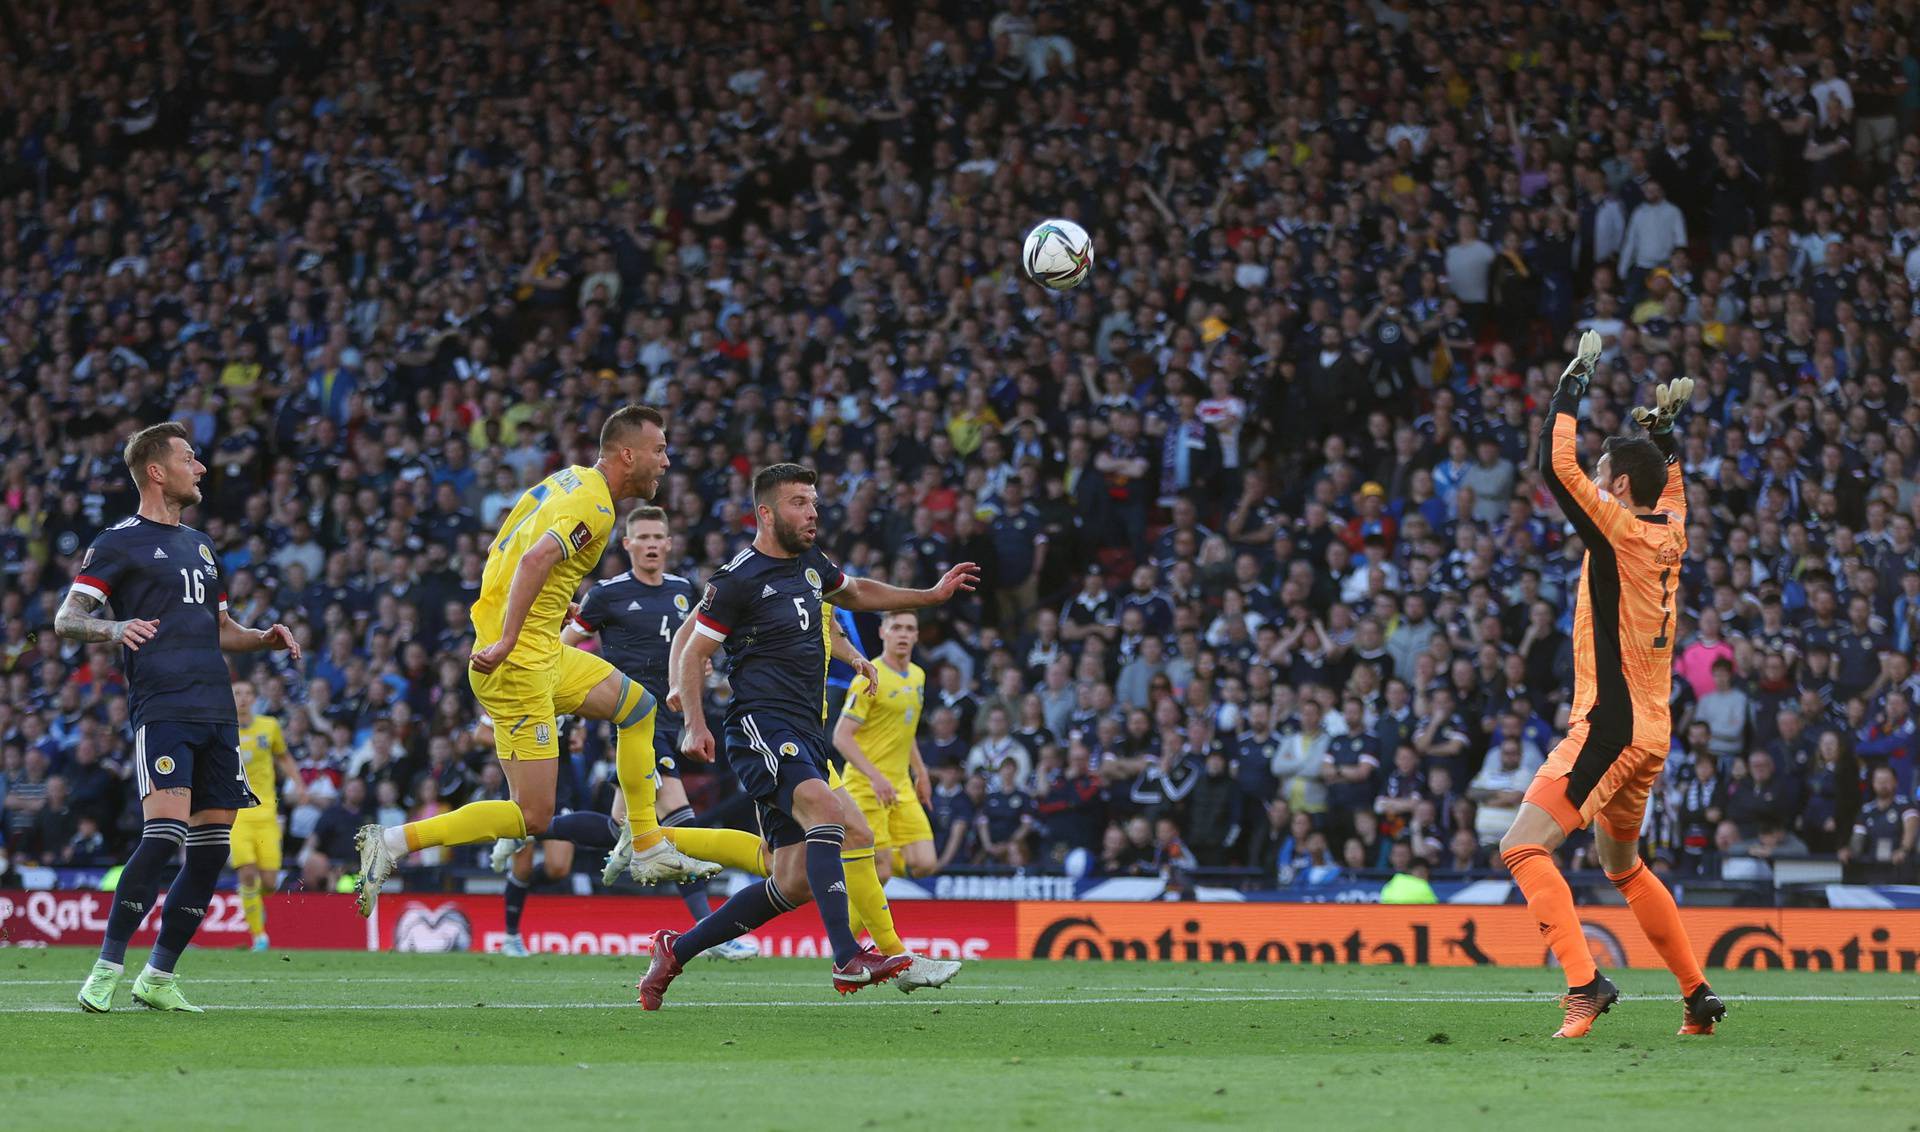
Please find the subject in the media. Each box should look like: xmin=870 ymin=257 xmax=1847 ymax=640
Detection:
xmin=5 ymin=991 xmax=1919 ymax=1014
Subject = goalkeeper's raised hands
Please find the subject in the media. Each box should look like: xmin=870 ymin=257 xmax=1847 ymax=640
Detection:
xmin=1630 ymin=377 xmax=1694 ymax=436
xmin=1556 ymin=329 xmax=1603 ymax=399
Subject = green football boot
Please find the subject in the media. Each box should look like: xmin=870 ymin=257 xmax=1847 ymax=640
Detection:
xmin=131 ymin=969 xmax=205 ymax=1013
xmin=77 ymin=959 xmax=122 ymax=1013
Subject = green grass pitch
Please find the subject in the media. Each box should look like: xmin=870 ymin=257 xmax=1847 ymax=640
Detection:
xmin=3 ymin=948 xmax=1917 ymax=1130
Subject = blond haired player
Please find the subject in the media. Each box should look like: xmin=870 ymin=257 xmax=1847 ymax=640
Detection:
xmin=351 ymin=405 xmax=717 ymax=916
xmin=230 ymin=678 xmax=302 ymax=950
xmin=834 ymin=611 xmax=940 ymax=882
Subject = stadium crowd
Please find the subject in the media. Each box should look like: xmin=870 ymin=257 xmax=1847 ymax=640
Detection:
xmin=3 ymin=0 xmax=1920 ymax=895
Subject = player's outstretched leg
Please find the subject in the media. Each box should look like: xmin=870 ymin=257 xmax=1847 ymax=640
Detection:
xmin=490 ymin=837 xmax=528 ymax=874
xmin=1501 ymin=805 xmax=1615 ymax=1038
xmin=79 ymin=816 xmax=187 ymax=1013
xmin=356 ymin=798 xmax=528 ymax=917
xmin=662 ymin=804 xmax=715 ymax=921
xmin=131 ymin=821 xmax=231 ymax=1013
xmin=658 ymin=801 xmax=760 ymax=960
xmin=639 ymin=876 xmax=798 ymax=1009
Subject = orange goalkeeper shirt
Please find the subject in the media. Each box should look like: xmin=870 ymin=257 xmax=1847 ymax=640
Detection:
xmin=1540 ymin=395 xmax=1687 ymax=755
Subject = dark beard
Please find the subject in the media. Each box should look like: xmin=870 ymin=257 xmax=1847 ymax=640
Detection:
xmin=772 ymin=514 xmax=813 ymax=555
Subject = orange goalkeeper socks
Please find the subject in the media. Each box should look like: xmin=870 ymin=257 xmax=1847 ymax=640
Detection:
xmin=1607 ymin=861 xmax=1706 ymax=997
xmin=1501 ymin=844 xmax=1598 ymax=988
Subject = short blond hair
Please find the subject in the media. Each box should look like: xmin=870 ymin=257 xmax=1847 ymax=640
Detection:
xmin=124 ymin=422 xmax=189 ymax=487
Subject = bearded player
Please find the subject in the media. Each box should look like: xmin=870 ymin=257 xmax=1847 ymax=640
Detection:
xmin=352 ymin=406 xmax=717 ymax=916
xmin=636 ymin=464 xmax=977 ymax=1006
xmin=1498 ymin=333 xmax=1726 ymax=1039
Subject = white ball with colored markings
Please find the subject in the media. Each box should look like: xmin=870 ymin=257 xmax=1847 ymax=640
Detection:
xmin=1022 ymin=218 xmax=1094 ymax=291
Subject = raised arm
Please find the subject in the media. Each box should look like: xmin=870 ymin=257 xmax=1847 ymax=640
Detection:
xmin=832 ymin=563 xmax=980 ymax=612
xmin=1631 ymin=376 xmax=1694 ymax=524
xmin=1538 ymin=330 xmax=1631 ymax=543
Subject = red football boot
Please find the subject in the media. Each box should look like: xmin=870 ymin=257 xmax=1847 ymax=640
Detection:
xmin=636 ymin=929 xmax=684 ymax=1011
xmin=832 ymin=946 xmax=912 ymax=995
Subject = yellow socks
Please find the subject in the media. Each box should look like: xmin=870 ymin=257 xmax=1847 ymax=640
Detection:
xmin=403 ymin=800 xmax=527 ymax=852
xmin=612 ymin=679 xmax=664 ymax=849
xmin=239 ymin=877 xmax=265 ymax=937
xmin=841 ymin=847 xmax=904 ymax=954
xmin=664 ymin=828 xmax=769 ymax=876
xmin=889 ymin=848 xmax=907 ymax=878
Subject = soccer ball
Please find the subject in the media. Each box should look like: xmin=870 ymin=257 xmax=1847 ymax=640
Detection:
xmin=1022 ymin=218 xmax=1094 ymax=291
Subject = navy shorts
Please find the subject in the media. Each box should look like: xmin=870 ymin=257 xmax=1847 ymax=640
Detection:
xmin=725 ymin=712 xmax=831 ymax=849
xmin=134 ymin=720 xmax=258 ymax=812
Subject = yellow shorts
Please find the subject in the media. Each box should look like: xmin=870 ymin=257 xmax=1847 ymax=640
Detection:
xmin=469 ymin=647 xmax=617 ymax=760
xmin=849 ymin=790 xmax=935 ymax=849
xmin=230 ymin=817 xmax=282 ymax=872
xmin=827 ymin=762 xmax=845 ymax=791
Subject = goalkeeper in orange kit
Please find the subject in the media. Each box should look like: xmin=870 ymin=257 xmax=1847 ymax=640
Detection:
xmin=1498 ymin=331 xmax=1727 ymax=1039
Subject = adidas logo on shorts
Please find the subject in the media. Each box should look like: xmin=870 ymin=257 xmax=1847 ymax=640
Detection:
xmin=761 ymin=584 xmax=777 ymax=597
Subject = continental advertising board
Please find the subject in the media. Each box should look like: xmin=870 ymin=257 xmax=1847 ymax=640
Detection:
xmin=1013 ymin=903 xmax=1920 ymax=972
xmin=4 ymin=891 xmax=1918 ymax=971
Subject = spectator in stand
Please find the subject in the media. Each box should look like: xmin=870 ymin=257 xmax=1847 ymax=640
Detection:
xmin=1695 ymin=659 xmax=1754 ymax=761
xmin=302 ymin=778 xmax=373 ymax=893
xmin=928 ymin=766 xmax=976 ymax=875
xmin=1468 ymin=738 xmax=1532 ymax=846
xmin=1725 ymin=751 xmax=1801 ymax=841
xmin=1845 ymin=766 xmax=1920 ymax=882
xmin=976 ymin=759 xmax=1035 ymax=869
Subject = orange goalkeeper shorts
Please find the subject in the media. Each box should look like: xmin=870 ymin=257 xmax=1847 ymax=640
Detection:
xmin=1523 ymin=720 xmax=1668 ymax=842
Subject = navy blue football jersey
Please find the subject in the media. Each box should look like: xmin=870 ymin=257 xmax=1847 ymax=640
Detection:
xmin=71 ymin=516 xmax=237 ymax=729
xmin=693 ymin=545 xmax=847 ymax=738
xmin=573 ymin=571 xmax=698 ymax=725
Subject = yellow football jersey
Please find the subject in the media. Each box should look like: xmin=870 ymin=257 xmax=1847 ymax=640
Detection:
xmin=472 ymin=465 xmax=615 ymax=670
xmin=841 ymin=660 xmax=924 ymax=795
xmin=236 ymin=714 xmax=288 ymax=819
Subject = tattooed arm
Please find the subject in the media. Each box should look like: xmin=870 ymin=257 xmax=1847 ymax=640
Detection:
xmin=54 ymin=592 xmax=159 ymax=649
